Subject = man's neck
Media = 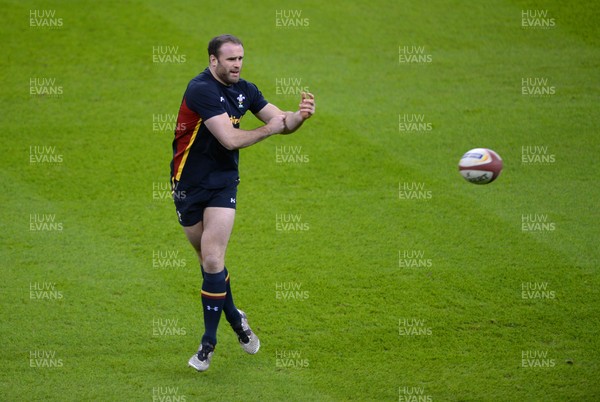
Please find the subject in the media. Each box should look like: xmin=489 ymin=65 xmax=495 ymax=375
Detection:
xmin=208 ymin=66 xmax=230 ymax=86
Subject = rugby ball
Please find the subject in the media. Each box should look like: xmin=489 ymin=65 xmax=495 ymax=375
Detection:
xmin=458 ymin=148 xmax=503 ymax=184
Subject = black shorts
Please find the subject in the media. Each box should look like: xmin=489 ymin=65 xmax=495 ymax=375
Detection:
xmin=173 ymin=182 xmax=238 ymax=227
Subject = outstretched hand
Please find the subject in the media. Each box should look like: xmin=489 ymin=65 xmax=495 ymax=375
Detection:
xmin=299 ymin=92 xmax=315 ymax=120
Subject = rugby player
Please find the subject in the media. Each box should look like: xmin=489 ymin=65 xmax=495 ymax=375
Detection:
xmin=170 ymin=34 xmax=315 ymax=371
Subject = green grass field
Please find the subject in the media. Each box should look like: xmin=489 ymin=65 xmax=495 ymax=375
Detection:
xmin=2 ymin=0 xmax=599 ymax=400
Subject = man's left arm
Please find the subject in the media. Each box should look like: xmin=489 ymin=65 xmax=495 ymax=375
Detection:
xmin=256 ymin=92 xmax=315 ymax=134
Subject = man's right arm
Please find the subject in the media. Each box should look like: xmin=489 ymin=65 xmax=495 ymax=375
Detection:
xmin=204 ymin=113 xmax=286 ymax=151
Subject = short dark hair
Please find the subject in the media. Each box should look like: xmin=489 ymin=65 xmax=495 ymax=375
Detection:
xmin=208 ymin=34 xmax=243 ymax=58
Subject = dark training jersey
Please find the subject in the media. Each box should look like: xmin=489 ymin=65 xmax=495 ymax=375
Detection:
xmin=171 ymin=68 xmax=268 ymax=190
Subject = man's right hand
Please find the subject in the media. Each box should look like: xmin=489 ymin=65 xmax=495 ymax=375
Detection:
xmin=266 ymin=114 xmax=287 ymax=135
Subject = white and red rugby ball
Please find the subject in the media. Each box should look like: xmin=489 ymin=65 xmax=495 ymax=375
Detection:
xmin=458 ymin=148 xmax=503 ymax=184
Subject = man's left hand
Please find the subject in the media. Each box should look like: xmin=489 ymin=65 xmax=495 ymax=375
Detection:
xmin=299 ymin=92 xmax=315 ymax=120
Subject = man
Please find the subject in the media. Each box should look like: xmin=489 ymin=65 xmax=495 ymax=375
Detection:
xmin=170 ymin=34 xmax=315 ymax=372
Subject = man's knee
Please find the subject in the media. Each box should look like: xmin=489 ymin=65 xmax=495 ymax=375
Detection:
xmin=202 ymin=253 xmax=225 ymax=273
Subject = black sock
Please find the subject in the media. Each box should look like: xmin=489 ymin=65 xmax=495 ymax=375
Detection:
xmin=223 ymin=267 xmax=242 ymax=329
xmin=201 ymin=266 xmax=242 ymax=329
xmin=200 ymin=270 xmax=227 ymax=346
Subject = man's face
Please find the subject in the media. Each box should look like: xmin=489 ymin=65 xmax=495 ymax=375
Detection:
xmin=210 ymin=42 xmax=244 ymax=85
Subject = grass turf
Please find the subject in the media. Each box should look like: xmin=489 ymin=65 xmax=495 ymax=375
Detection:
xmin=1 ymin=0 xmax=599 ymax=400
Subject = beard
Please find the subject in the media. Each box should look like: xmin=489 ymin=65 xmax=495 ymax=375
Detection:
xmin=215 ymin=65 xmax=240 ymax=85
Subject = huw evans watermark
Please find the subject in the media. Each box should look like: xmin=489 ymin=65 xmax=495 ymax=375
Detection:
xmin=399 ymin=386 xmax=433 ymax=402
xmin=29 ymin=145 xmax=63 ymax=164
xmin=521 ymin=145 xmax=555 ymax=164
xmin=152 ymin=250 xmax=187 ymax=269
xmin=30 ymin=78 xmax=63 ymax=97
xmin=275 ymin=349 xmax=309 ymax=368
xmin=152 ymin=45 xmax=186 ymax=63
xmin=29 ymin=10 xmax=63 ymax=28
xmin=521 ymin=282 xmax=556 ymax=299
xmin=275 ymin=10 xmax=309 ymax=28
xmin=152 ymin=318 xmax=187 ymax=336
xmin=30 ymin=282 xmax=63 ymax=300
xmin=275 ymin=77 xmax=310 ymax=96
xmin=275 ymin=282 xmax=309 ymax=301
xmin=152 ymin=181 xmax=186 ymax=201
xmin=399 ymin=114 xmax=432 ymax=132
xmin=399 ymin=45 xmax=432 ymax=64
xmin=29 ymin=350 xmax=63 ymax=368
xmin=521 ymin=10 xmax=555 ymax=29
xmin=29 ymin=214 xmax=63 ymax=232
xmin=521 ymin=350 xmax=556 ymax=368
xmin=275 ymin=145 xmax=309 ymax=163
xmin=275 ymin=213 xmax=309 ymax=232
xmin=399 ymin=182 xmax=432 ymax=200
xmin=521 ymin=214 xmax=556 ymax=232
xmin=153 ymin=113 xmax=187 ymax=132
xmin=399 ymin=250 xmax=433 ymax=268
xmin=399 ymin=318 xmax=432 ymax=336
xmin=521 ymin=77 xmax=555 ymax=96
xmin=152 ymin=386 xmax=187 ymax=402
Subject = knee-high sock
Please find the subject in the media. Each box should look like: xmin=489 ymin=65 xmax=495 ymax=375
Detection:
xmin=223 ymin=267 xmax=242 ymax=329
xmin=203 ymin=266 xmax=242 ymax=329
xmin=200 ymin=270 xmax=227 ymax=346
